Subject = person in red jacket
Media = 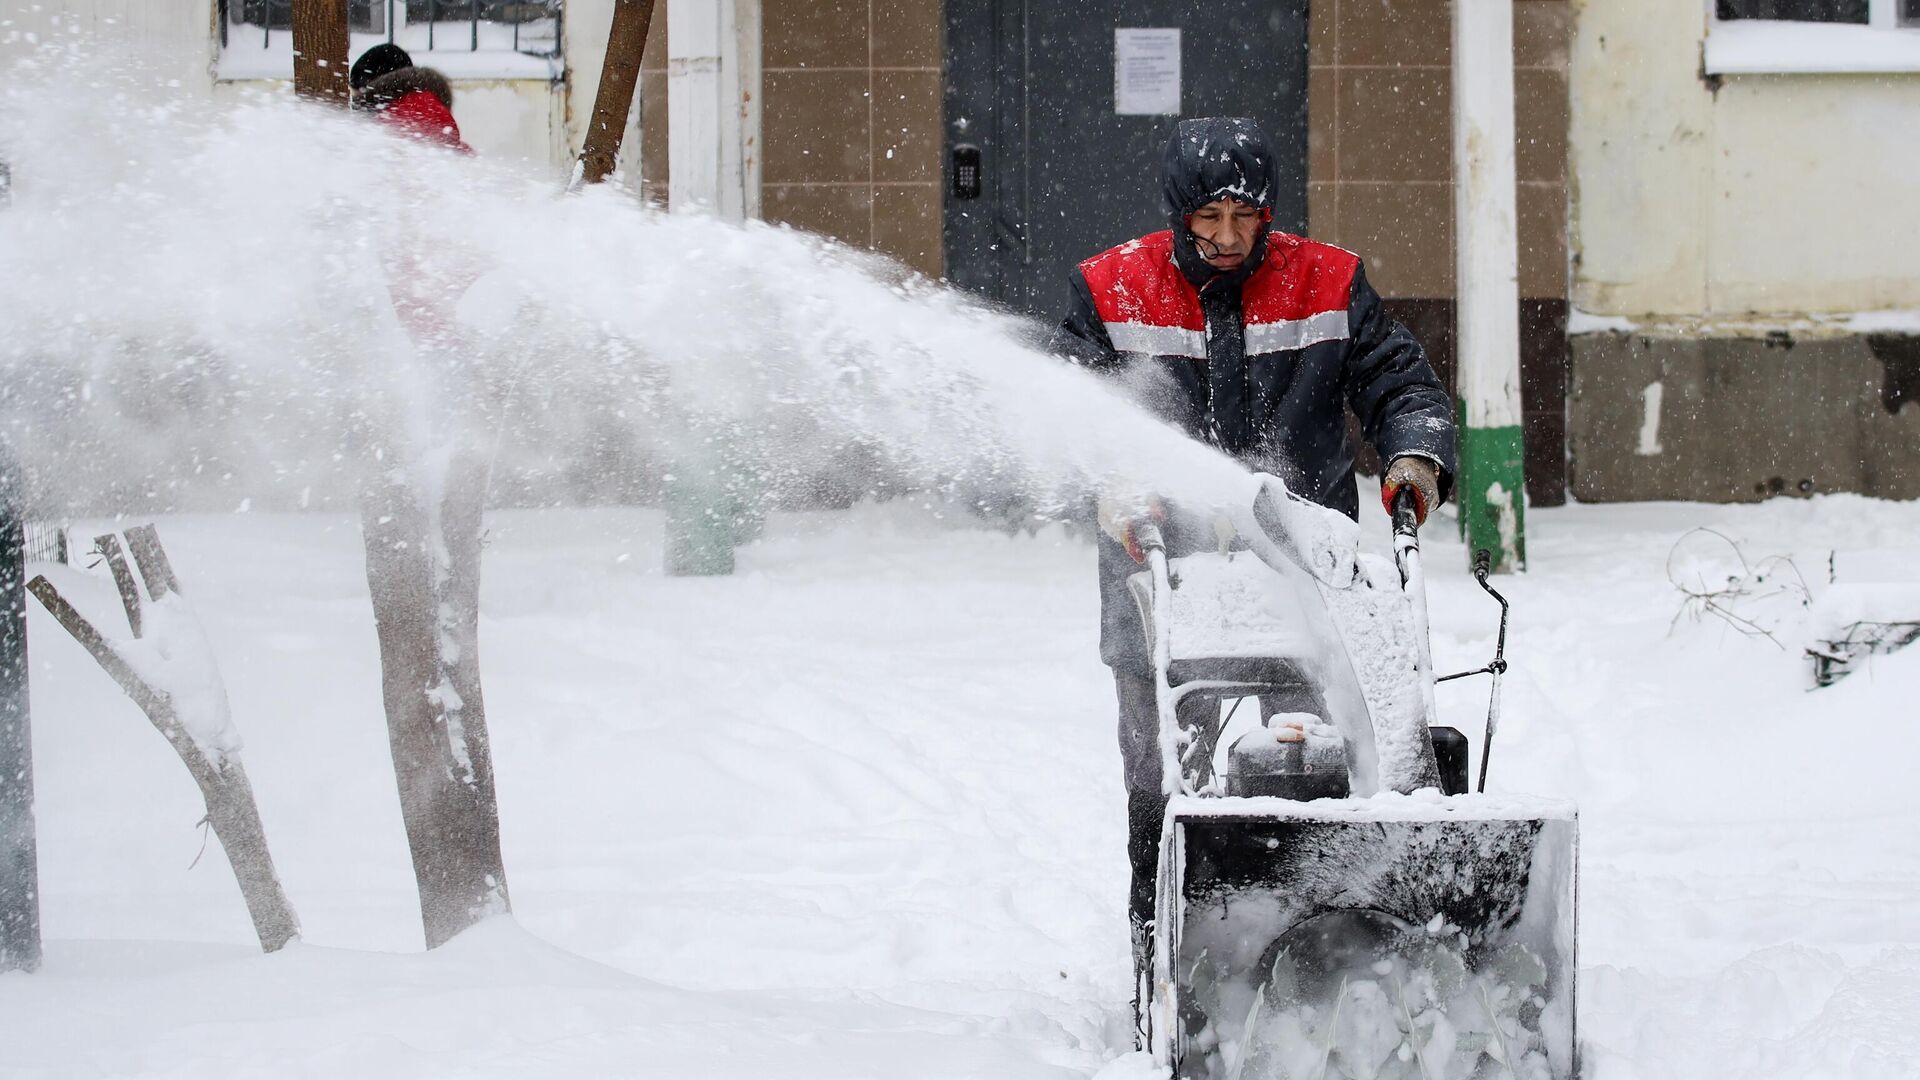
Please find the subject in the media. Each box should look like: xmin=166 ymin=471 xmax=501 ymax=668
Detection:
xmin=349 ymin=43 xmax=472 ymax=153
xmin=1052 ymin=117 xmax=1454 ymax=1042
xmin=349 ymin=44 xmax=474 ymax=346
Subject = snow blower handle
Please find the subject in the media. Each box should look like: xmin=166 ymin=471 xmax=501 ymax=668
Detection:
xmin=1391 ymin=486 xmax=1422 ymax=542
xmin=1131 ymin=518 xmax=1166 ymax=557
xmin=1390 ymin=488 xmax=1443 ymax=764
xmin=1390 ymin=487 xmax=1429 ymax=625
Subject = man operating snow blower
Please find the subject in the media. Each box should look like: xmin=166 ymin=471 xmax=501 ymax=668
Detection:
xmin=1049 ymin=116 xmax=1456 ymax=1036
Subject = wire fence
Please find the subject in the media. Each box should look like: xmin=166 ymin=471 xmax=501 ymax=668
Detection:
xmin=219 ymin=0 xmax=562 ymax=57
xmin=23 ymin=522 xmax=67 ymax=566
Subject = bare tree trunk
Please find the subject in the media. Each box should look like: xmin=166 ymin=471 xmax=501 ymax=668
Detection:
xmin=349 ymin=41 xmax=509 ymax=940
xmin=360 ymin=450 xmax=508 ymax=949
xmin=292 ymin=0 xmax=351 ymax=105
xmin=25 ymin=529 xmax=298 ymax=953
xmin=574 ymin=0 xmax=659 ymax=189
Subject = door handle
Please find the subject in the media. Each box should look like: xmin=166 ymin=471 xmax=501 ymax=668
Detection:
xmin=993 ymin=213 xmax=1030 ymax=264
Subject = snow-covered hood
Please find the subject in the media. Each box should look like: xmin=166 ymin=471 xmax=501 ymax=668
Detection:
xmin=1160 ymin=116 xmax=1277 ymax=288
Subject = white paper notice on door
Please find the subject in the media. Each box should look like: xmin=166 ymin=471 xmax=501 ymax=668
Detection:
xmin=1114 ymin=28 xmax=1181 ymax=116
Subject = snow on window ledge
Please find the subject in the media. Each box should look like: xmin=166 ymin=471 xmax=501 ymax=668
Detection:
xmin=1706 ymin=19 xmax=1920 ymax=75
xmin=217 ymin=31 xmax=561 ymax=83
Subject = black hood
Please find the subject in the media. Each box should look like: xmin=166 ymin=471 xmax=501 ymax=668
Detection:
xmin=1161 ymin=117 xmax=1277 ymax=290
xmin=351 ymin=43 xmax=414 ymax=91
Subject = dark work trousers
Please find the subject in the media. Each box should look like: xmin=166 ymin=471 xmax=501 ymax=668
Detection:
xmin=1115 ymin=671 xmax=1219 ymax=939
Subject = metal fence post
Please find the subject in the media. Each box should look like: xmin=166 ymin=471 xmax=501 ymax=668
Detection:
xmin=0 ymin=446 xmax=39 ymax=973
xmin=662 ymin=431 xmax=742 ymax=577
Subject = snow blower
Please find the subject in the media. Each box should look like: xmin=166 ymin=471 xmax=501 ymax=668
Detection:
xmin=1127 ymin=478 xmax=1577 ymax=1080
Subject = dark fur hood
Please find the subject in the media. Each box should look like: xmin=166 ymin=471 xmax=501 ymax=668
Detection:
xmin=355 ymin=65 xmax=454 ymax=111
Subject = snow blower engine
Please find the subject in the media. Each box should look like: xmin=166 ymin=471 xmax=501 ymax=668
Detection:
xmin=1126 ymin=478 xmax=1577 ymax=1080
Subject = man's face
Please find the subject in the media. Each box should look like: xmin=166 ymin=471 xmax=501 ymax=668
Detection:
xmin=1186 ymin=198 xmax=1263 ymax=271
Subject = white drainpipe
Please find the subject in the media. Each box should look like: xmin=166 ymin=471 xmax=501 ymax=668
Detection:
xmin=1451 ymin=0 xmax=1528 ymax=572
xmin=667 ymin=0 xmax=758 ymax=222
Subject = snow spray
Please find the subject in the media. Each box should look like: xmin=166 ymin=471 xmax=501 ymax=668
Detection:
xmin=0 ymin=44 xmax=1260 ymax=524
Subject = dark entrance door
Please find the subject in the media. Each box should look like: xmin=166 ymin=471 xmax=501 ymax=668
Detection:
xmin=944 ymin=2 xmax=1310 ymax=319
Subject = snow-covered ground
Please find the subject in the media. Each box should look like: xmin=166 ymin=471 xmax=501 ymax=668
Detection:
xmin=4 ymin=491 xmax=1918 ymax=1078
xmin=2 ymin=45 xmax=1917 ymax=1079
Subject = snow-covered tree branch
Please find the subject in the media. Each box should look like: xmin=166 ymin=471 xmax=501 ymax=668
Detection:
xmin=26 ymin=526 xmax=298 ymax=952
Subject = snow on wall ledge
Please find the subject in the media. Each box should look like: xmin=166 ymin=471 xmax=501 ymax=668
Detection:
xmin=1565 ymin=310 xmax=1920 ymax=340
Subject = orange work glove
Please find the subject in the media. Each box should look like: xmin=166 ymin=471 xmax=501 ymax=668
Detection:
xmin=1380 ymin=455 xmax=1442 ymax=526
xmin=1096 ymin=493 xmax=1167 ymax=563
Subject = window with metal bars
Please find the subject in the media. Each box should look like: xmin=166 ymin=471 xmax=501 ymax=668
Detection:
xmin=218 ymin=0 xmax=561 ymax=59
xmin=1716 ymin=0 xmax=1867 ymax=20
xmin=1708 ymin=0 xmax=1920 ymax=73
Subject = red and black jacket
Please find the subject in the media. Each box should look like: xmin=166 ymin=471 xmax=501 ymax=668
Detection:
xmin=1056 ymin=227 xmax=1452 ymax=517
xmin=1054 ymin=227 xmax=1454 ymax=670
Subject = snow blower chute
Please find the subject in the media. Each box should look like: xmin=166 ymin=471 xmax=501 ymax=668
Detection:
xmin=1127 ymin=478 xmax=1577 ymax=1080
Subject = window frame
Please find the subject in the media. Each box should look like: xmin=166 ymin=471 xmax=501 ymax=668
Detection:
xmin=215 ymin=0 xmax=564 ymax=83
xmin=1871 ymin=0 xmax=1919 ymax=27
xmin=1706 ymin=0 xmax=1920 ymax=74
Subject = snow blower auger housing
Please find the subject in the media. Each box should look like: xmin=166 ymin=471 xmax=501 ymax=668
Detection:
xmin=1126 ymin=480 xmax=1577 ymax=1080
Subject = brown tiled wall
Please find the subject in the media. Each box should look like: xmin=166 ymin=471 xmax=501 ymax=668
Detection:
xmin=1307 ymin=0 xmax=1567 ymax=300
xmin=763 ymin=0 xmax=943 ymax=277
xmin=1309 ymin=0 xmax=1571 ymax=504
xmin=640 ymin=0 xmax=944 ymax=278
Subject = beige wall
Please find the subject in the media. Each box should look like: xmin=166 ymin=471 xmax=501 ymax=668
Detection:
xmin=1571 ymin=0 xmax=1920 ymax=319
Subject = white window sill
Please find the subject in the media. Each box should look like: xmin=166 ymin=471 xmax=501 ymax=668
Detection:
xmin=1706 ymin=19 xmax=1920 ymax=75
xmin=218 ymin=51 xmax=561 ymax=82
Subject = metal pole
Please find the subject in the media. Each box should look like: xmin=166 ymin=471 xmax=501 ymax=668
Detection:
xmin=667 ymin=0 xmax=732 ymax=219
xmin=1451 ymin=0 xmax=1527 ymax=573
xmin=666 ymin=0 xmax=757 ymax=219
xmin=662 ymin=0 xmax=757 ymax=576
xmin=0 ymin=445 xmax=39 ymax=974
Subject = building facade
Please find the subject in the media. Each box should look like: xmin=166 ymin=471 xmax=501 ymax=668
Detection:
xmin=1568 ymin=0 xmax=1920 ymax=501
xmin=7 ymin=0 xmax=1917 ymax=507
xmin=3 ymin=0 xmax=638 ymax=172
xmin=651 ymin=0 xmax=1577 ymax=503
